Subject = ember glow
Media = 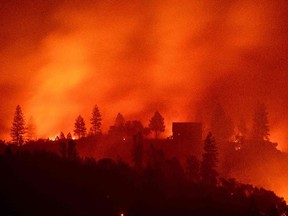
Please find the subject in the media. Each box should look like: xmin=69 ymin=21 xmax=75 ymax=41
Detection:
xmin=0 ymin=0 xmax=288 ymax=200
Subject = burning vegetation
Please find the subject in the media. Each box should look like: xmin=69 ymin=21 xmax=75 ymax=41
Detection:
xmin=0 ymin=0 xmax=288 ymax=215
xmin=1 ymin=100 xmax=288 ymax=214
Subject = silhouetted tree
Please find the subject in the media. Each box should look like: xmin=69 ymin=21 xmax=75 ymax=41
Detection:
xmin=201 ymin=132 xmax=218 ymax=185
xmin=59 ymin=132 xmax=65 ymax=140
xmin=143 ymin=127 xmax=151 ymax=137
xmin=149 ymin=111 xmax=165 ymax=139
xmin=26 ymin=116 xmax=36 ymax=142
xmin=211 ymin=103 xmax=234 ymax=141
xmin=90 ymin=105 xmax=102 ymax=135
xmin=126 ymin=120 xmax=144 ymax=136
xmin=252 ymin=102 xmax=270 ymax=141
xmin=11 ymin=105 xmax=26 ymax=145
xmin=115 ymin=113 xmax=125 ymax=127
xmin=0 ymin=147 xmax=286 ymax=216
xmin=74 ymin=115 xmax=86 ymax=139
xmin=67 ymin=132 xmax=72 ymax=140
xmin=108 ymin=113 xmax=126 ymax=137
xmin=132 ymin=133 xmax=143 ymax=170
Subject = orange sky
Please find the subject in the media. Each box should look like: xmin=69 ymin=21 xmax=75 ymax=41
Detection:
xmin=0 ymin=0 xmax=287 ymax=149
xmin=1 ymin=0 xmax=288 ymax=203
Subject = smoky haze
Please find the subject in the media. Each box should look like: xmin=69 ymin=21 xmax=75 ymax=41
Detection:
xmin=0 ymin=0 xmax=287 ymax=150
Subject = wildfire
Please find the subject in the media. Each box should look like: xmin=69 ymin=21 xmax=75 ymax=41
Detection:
xmin=0 ymin=0 xmax=288 ymax=205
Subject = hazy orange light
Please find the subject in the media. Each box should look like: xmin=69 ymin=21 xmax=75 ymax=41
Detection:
xmin=1 ymin=0 xmax=288 ymax=204
xmin=270 ymin=124 xmax=288 ymax=151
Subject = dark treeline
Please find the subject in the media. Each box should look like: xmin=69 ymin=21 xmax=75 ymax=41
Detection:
xmin=2 ymin=102 xmax=287 ymax=215
xmin=7 ymin=101 xmax=272 ymax=147
xmin=8 ymin=104 xmax=167 ymax=145
xmin=0 ymin=148 xmax=286 ymax=216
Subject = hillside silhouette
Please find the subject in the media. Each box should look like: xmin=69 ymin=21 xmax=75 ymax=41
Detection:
xmin=0 ymin=143 xmax=287 ymax=216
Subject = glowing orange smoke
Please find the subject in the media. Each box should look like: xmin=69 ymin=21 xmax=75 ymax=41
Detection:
xmin=0 ymin=0 xmax=286 ymax=145
xmin=0 ymin=0 xmax=288 ymax=202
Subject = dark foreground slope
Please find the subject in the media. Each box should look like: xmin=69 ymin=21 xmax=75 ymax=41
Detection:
xmin=0 ymin=148 xmax=286 ymax=216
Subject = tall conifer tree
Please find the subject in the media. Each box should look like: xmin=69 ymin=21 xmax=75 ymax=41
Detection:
xmin=252 ymin=102 xmax=270 ymax=141
xmin=90 ymin=105 xmax=102 ymax=135
xmin=11 ymin=105 xmax=26 ymax=145
xmin=74 ymin=115 xmax=86 ymax=139
xmin=148 ymin=111 xmax=165 ymax=139
xmin=201 ymin=132 xmax=218 ymax=185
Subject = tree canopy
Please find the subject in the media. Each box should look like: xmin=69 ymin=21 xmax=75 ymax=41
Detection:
xmin=11 ymin=105 xmax=26 ymax=145
xmin=114 ymin=113 xmax=125 ymax=128
xmin=90 ymin=105 xmax=102 ymax=135
xmin=149 ymin=111 xmax=165 ymax=139
xmin=67 ymin=132 xmax=72 ymax=140
xmin=74 ymin=115 xmax=86 ymax=139
xmin=201 ymin=132 xmax=218 ymax=185
xmin=252 ymin=102 xmax=270 ymax=142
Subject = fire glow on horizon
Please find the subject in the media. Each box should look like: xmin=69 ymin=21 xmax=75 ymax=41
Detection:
xmin=0 ymin=0 xmax=287 ymax=149
xmin=0 ymin=0 xmax=288 ymax=200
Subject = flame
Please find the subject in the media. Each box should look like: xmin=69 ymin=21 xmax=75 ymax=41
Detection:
xmin=0 ymin=0 xmax=285 ymax=144
xmin=0 ymin=0 xmax=288 ymax=203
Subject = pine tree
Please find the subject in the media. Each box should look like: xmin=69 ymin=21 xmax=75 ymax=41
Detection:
xmin=67 ymin=132 xmax=72 ymax=140
xmin=252 ymin=102 xmax=270 ymax=142
xmin=115 ymin=113 xmax=125 ymax=127
xmin=125 ymin=120 xmax=144 ymax=135
xmin=201 ymin=132 xmax=218 ymax=185
xmin=59 ymin=131 xmax=66 ymax=140
xmin=148 ymin=111 xmax=165 ymax=139
xmin=11 ymin=105 xmax=26 ymax=145
xmin=108 ymin=113 xmax=125 ymax=137
xmin=90 ymin=105 xmax=102 ymax=135
xmin=74 ymin=115 xmax=86 ymax=139
xmin=211 ymin=103 xmax=234 ymax=141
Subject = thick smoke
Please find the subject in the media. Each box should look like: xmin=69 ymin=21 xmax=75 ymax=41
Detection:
xmin=1 ymin=0 xmax=288 ymax=202
xmin=0 ymin=0 xmax=287 ymax=145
